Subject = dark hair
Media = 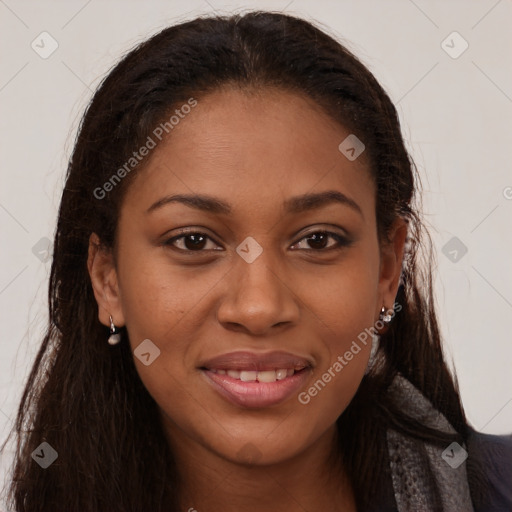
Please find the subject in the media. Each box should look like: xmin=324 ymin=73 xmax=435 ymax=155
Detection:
xmin=2 ymin=10 xmax=479 ymax=511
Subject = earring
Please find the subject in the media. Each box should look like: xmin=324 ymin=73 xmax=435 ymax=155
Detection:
xmin=366 ymin=306 xmax=395 ymax=375
xmin=108 ymin=315 xmax=122 ymax=345
xmin=375 ymin=305 xmax=394 ymax=338
xmin=379 ymin=306 xmax=394 ymax=324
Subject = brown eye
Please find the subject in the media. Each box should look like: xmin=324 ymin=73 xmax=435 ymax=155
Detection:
xmin=164 ymin=232 xmax=220 ymax=252
xmin=291 ymin=231 xmax=351 ymax=251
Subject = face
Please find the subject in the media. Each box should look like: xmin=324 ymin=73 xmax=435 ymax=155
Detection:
xmin=88 ymin=86 xmax=405 ymax=467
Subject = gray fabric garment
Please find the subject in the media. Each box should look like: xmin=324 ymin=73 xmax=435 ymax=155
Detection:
xmin=386 ymin=375 xmax=475 ymax=511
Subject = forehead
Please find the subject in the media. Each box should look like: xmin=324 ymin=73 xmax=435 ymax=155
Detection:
xmin=122 ymin=86 xmax=374 ymax=222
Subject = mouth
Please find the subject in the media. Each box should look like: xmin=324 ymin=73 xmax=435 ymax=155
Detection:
xmin=200 ymin=366 xmax=312 ymax=409
xmin=198 ymin=350 xmax=314 ymax=408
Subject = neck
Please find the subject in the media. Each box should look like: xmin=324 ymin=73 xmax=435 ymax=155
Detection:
xmin=162 ymin=419 xmax=357 ymax=512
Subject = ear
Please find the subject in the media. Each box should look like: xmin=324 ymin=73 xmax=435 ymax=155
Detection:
xmin=87 ymin=233 xmax=125 ymax=328
xmin=378 ymin=217 xmax=408 ymax=310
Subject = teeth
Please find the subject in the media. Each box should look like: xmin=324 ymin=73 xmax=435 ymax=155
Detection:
xmin=210 ymin=368 xmax=301 ymax=382
xmin=240 ymin=371 xmax=257 ymax=382
xmin=276 ymin=369 xmax=288 ymax=380
xmin=257 ymin=370 xmax=278 ymax=383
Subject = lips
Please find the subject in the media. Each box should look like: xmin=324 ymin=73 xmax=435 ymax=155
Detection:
xmin=199 ymin=350 xmax=314 ymax=408
xmin=199 ymin=350 xmax=313 ymax=372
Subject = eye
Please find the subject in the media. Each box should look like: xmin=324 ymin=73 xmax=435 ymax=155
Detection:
xmin=163 ymin=229 xmax=351 ymax=254
xmin=291 ymin=231 xmax=351 ymax=251
xmin=163 ymin=232 xmax=222 ymax=252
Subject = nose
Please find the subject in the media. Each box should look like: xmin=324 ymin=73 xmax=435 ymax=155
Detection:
xmin=216 ymin=252 xmax=300 ymax=336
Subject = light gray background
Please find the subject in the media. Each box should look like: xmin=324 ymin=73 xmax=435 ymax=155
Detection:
xmin=1 ymin=0 xmax=511 ymax=504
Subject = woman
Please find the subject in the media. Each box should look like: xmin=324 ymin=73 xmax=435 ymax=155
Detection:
xmin=2 ymin=10 xmax=511 ymax=512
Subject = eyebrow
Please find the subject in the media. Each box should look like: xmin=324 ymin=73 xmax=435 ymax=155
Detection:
xmin=146 ymin=190 xmax=363 ymax=217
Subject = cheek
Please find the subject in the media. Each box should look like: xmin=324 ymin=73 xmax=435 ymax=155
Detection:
xmin=295 ymin=239 xmax=381 ymax=339
xmin=117 ymin=249 xmax=216 ymax=348
xmin=293 ymin=287 xmax=376 ymax=438
xmin=292 ymin=242 xmax=380 ymax=415
xmin=116 ymin=248 xmax=231 ymax=410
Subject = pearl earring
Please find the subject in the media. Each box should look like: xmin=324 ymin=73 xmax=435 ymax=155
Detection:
xmin=379 ymin=306 xmax=394 ymax=324
xmin=108 ymin=315 xmax=122 ymax=345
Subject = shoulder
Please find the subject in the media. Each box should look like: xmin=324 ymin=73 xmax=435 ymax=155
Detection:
xmin=466 ymin=427 xmax=512 ymax=511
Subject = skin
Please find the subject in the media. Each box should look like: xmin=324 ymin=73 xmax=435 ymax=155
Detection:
xmin=88 ymin=86 xmax=407 ymax=511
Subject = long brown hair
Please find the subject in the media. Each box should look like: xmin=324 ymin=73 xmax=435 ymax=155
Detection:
xmin=2 ymin=11 xmax=475 ymax=511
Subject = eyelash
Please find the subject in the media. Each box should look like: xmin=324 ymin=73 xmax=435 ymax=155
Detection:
xmin=163 ymin=230 xmax=351 ymax=254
